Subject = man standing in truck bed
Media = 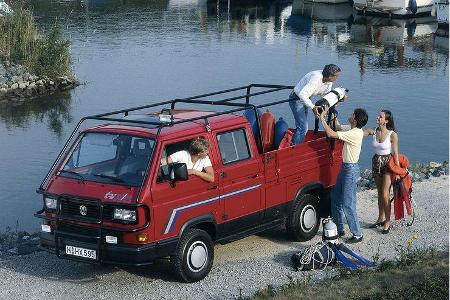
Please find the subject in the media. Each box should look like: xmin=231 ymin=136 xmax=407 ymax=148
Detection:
xmin=289 ymin=64 xmax=342 ymax=145
xmin=320 ymin=108 xmax=368 ymax=243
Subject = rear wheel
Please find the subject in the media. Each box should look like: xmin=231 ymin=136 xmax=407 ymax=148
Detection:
xmin=171 ymin=229 xmax=214 ymax=282
xmin=287 ymin=194 xmax=320 ymax=241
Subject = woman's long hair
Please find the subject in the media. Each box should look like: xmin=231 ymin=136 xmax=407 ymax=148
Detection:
xmin=381 ymin=109 xmax=396 ymax=132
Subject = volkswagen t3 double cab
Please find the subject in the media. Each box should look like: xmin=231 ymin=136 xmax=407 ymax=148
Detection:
xmin=35 ymin=84 xmax=343 ymax=282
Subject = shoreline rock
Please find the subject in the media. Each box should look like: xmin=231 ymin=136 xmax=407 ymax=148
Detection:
xmin=0 ymin=160 xmax=448 ymax=259
xmin=0 ymin=229 xmax=40 ymax=258
xmin=357 ymin=160 xmax=449 ymax=190
xmin=0 ymin=61 xmax=80 ymax=103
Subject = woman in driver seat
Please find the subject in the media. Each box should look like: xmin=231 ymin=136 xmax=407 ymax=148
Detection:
xmin=167 ymin=137 xmax=215 ymax=183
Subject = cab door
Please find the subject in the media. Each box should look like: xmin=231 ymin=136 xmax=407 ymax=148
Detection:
xmin=214 ymin=127 xmax=264 ymax=234
xmin=150 ymin=134 xmax=220 ymax=240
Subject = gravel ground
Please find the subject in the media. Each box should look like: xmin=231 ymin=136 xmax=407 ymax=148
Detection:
xmin=0 ymin=176 xmax=447 ymax=300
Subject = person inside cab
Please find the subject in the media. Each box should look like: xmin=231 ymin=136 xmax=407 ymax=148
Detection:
xmin=166 ymin=137 xmax=215 ymax=183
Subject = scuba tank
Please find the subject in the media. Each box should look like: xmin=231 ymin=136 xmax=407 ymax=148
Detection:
xmin=316 ymin=87 xmax=348 ymax=114
xmin=243 ymin=108 xmax=261 ymax=139
xmin=314 ymin=87 xmax=348 ymax=134
xmin=260 ymin=110 xmax=275 ymax=152
xmin=322 ymin=217 xmax=339 ymax=245
xmin=274 ymin=117 xmax=288 ymax=149
xmin=292 ymin=217 xmax=373 ymax=271
xmin=321 ymin=217 xmax=374 ymax=270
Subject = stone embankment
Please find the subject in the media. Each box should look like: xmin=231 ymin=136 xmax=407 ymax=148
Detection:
xmin=358 ymin=161 xmax=448 ymax=190
xmin=0 ymin=62 xmax=79 ymax=102
xmin=0 ymin=230 xmax=39 ymax=257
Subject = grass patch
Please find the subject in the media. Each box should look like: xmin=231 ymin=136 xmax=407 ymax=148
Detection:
xmin=0 ymin=3 xmax=72 ymax=78
xmin=248 ymin=248 xmax=449 ymax=300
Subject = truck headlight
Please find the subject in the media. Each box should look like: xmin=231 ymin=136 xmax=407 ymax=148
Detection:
xmin=45 ymin=197 xmax=57 ymax=210
xmin=113 ymin=208 xmax=137 ymax=222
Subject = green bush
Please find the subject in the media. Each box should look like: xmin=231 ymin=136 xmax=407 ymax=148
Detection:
xmin=0 ymin=8 xmax=72 ymax=78
xmin=34 ymin=22 xmax=72 ymax=78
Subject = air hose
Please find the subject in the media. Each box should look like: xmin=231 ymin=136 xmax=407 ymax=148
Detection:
xmin=297 ymin=242 xmax=335 ymax=270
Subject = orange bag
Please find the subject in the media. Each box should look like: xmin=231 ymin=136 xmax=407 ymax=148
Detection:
xmin=388 ymin=154 xmax=412 ymax=192
xmin=388 ymin=154 xmax=413 ymax=221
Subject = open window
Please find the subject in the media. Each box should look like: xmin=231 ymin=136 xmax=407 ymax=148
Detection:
xmin=157 ymin=139 xmax=194 ymax=183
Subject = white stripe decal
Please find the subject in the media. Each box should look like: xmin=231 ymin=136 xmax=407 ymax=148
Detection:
xmin=163 ymin=184 xmax=261 ymax=234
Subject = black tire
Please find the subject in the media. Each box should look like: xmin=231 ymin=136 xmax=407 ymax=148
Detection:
xmin=286 ymin=194 xmax=320 ymax=242
xmin=171 ymin=229 xmax=214 ymax=283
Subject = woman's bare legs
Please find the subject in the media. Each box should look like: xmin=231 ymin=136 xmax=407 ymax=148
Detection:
xmin=374 ymin=174 xmax=385 ymax=223
xmin=381 ymin=172 xmax=392 ymax=230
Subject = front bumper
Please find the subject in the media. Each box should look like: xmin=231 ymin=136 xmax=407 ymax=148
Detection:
xmin=40 ymin=231 xmax=178 ymax=266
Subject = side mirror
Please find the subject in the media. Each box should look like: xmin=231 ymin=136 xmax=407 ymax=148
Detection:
xmin=168 ymin=163 xmax=188 ymax=186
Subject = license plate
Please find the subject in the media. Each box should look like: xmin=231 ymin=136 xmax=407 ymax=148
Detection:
xmin=65 ymin=245 xmax=97 ymax=260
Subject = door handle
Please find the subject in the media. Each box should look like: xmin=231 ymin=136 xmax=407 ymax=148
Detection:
xmin=220 ymin=171 xmax=226 ymax=178
xmin=207 ymin=185 xmax=218 ymax=190
xmin=250 ymin=174 xmax=259 ymax=179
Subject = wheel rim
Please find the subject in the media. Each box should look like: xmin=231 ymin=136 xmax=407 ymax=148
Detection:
xmin=187 ymin=241 xmax=208 ymax=272
xmin=300 ymin=204 xmax=317 ymax=232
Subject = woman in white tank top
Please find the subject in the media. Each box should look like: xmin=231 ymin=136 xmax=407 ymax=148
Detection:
xmin=364 ymin=110 xmax=399 ymax=234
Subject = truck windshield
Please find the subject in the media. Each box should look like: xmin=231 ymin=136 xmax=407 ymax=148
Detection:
xmin=61 ymin=132 xmax=155 ymax=187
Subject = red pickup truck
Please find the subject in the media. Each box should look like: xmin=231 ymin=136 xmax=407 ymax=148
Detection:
xmin=35 ymin=84 xmax=342 ymax=282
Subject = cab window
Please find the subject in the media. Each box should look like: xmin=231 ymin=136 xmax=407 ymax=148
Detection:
xmin=157 ymin=139 xmax=193 ymax=183
xmin=63 ymin=133 xmax=154 ymax=187
xmin=217 ymin=129 xmax=250 ymax=164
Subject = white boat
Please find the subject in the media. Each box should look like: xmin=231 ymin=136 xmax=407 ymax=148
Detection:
xmin=0 ymin=0 xmax=13 ymax=16
xmin=352 ymin=0 xmax=434 ymax=17
xmin=292 ymin=0 xmax=355 ymax=20
xmin=435 ymin=2 xmax=449 ymax=26
xmin=433 ymin=2 xmax=448 ymax=48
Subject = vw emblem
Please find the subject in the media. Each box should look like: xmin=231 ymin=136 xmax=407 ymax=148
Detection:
xmin=79 ymin=205 xmax=88 ymax=216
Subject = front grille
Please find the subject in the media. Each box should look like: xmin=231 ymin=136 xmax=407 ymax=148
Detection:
xmin=57 ymin=223 xmax=123 ymax=244
xmin=58 ymin=223 xmax=100 ymax=237
xmin=60 ymin=197 xmax=100 ymax=222
xmin=102 ymin=206 xmax=115 ymax=221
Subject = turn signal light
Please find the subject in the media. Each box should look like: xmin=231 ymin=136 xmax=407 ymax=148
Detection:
xmin=137 ymin=234 xmax=148 ymax=242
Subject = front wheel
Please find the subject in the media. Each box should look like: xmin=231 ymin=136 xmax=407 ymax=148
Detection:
xmin=171 ymin=229 xmax=214 ymax=282
xmin=286 ymin=194 xmax=320 ymax=241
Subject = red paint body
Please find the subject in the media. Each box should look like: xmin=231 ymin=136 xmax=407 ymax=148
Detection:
xmin=38 ymin=109 xmax=343 ymax=266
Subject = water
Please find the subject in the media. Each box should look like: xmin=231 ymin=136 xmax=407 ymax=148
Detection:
xmin=0 ymin=0 xmax=447 ymax=231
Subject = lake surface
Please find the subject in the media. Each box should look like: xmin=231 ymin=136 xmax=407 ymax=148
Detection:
xmin=0 ymin=0 xmax=448 ymax=231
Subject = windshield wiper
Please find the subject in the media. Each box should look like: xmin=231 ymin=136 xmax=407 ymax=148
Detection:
xmin=58 ymin=170 xmax=85 ymax=182
xmin=93 ymin=174 xmax=125 ymax=183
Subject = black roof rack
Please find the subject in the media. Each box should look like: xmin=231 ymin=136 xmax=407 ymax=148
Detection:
xmin=39 ymin=83 xmax=293 ymax=191
xmin=83 ymin=83 xmax=293 ymax=127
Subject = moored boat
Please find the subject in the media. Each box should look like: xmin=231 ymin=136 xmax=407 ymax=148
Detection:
xmin=434 ymin=2 xmax=448 ymax=49
xmin=353 ymin=0 xmax=434 ymax=17
xmin=435 ymin=2 xmax=449 ymax=29
xmin=292 ymin=0 xmax=355 ymax=20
